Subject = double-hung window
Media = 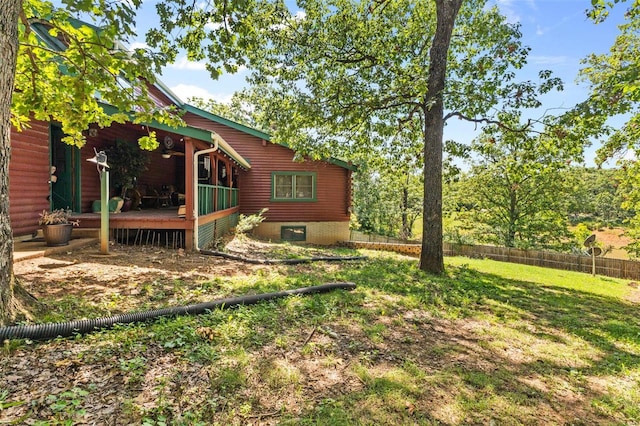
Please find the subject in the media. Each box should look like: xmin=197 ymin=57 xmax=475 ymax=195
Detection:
xmin=271 ymin=172 xmax=316 ymax=201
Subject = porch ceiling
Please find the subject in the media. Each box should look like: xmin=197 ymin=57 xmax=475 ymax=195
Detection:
xmin=98 ymin=102 xmax=250 ymax=169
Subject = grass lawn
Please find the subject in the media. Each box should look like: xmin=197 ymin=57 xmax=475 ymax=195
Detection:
xmin=2 ymin=243 xmax=639 ymax=425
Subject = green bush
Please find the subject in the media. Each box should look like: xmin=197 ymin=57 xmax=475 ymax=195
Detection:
xmin=573 ymin=223 xmax=592 ymax=246
xmin=236 ymin=208 xmax=268 ymax=234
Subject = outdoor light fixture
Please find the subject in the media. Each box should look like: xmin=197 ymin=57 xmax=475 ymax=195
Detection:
xmin=162 ymin=136 xmax=174 ymax=158
xmin=87 ymin=148 xmax=109 ymax=171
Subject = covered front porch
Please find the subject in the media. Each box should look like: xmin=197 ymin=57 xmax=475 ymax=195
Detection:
xmin=65 ymin=117 xmax=249 ymax=250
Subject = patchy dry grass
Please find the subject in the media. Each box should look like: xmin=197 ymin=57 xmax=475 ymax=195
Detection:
xmin=2 ymin=237 xmax=640 ymax=425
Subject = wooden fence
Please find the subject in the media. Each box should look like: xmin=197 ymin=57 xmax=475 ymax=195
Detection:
xmin=344 ymin=240 xmax=640 ymax=280
xmin=349 ymin=230 xmax=419 ymax=245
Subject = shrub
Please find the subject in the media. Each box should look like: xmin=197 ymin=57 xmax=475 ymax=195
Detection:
xmin=572 ymin=223 xmax=592 ymax=246
xmin=236 ymin=208 xmax=268 ymax=234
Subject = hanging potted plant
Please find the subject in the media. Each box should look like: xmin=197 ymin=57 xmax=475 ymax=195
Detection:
xmin=104 ymin=140 xmax=149 ymax=211
xmin=38 ymin=208 xmax=80 ymax=246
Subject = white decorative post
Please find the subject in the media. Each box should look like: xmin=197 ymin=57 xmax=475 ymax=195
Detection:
xmin=100 ymin=169 xmax=109 ymax=254
xmin=87 ymin=149 xmax=110 ymax=254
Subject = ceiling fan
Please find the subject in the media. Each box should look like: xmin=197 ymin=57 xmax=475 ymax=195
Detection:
xmin=161 ymin=136 xmax=185 ymax=158
xmin=162 ymin=149 xmax=185 ymax=157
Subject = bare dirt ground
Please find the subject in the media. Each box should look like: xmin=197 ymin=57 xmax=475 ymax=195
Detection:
xmin=12 ymin=251 xmax=248 ymax=323
xmin=12 ymin=236 xmax=343 ymax=316
xmin=584 ymin=227 xmax=632 ymax=259
xmin=5 ymin=239 xmax=365 ymax=424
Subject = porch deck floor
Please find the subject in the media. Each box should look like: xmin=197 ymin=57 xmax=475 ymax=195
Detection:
xmin=73 ymin=207 xmax=187 ymax=230
xmin=73 ymin=206 xmax=181 ymax=219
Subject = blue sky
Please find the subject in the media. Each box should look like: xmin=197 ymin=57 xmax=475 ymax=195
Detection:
xmin=130 ymin=0 xmax=627 ymax=166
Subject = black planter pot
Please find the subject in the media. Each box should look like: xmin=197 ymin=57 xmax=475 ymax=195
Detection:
xmin=42 ymin=223 xmax=73 ymax=247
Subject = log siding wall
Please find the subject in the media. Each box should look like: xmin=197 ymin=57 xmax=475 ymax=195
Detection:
xmin=9 ymin=120 xmax=51 ymax=236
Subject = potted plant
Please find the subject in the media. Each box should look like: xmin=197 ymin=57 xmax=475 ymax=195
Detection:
xmin=104 ymin=140 xmax=149 ymax=211
xmin=38 ymin=208 xmax=80 ymax=246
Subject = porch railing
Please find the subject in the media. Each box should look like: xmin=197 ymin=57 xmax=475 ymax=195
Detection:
xmin=198 ymin=184 xmax=239 ymax=216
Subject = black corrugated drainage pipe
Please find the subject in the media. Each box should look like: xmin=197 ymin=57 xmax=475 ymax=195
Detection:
xmin=199 ymin=249 xmax=367 ymax=265
xmin=0 ymin=282 xmax=356 ymax=341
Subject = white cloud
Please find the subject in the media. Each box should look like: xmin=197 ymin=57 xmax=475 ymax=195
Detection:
xmin=127 ymin=41 xmax=149 ymax=50
xmin=205 ymin=22 xmax=223 ymax=31
xmin=535 ymin=24 xmax=545 ymax=36
xmin=495 ymin=0 xmax=520 ymax=23
xmin=530 ymin=55 xmax=568 ymax=66
xmin=493 ymin=0 xmax=538 ymax=24
xmin=170 ymin=84 xmax=233 ymax=104
xmin=168 ymin=56 xmax=208 ymax=71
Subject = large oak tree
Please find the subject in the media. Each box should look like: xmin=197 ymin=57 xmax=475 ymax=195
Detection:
xmin=0 ymin=0 xmax=22 ymax=327
xmin=224 ymin=0 xmax=562 ymax=273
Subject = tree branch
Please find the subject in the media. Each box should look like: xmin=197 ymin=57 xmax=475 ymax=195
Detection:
xmin=445 ymin=111 xmax=537 ymax=133
xmin=18 ymin=11 xmax=39 ymax=99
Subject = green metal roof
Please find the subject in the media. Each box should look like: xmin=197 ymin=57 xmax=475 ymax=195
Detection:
xmin=145 ymin=118 xmax=214 ymax=142
xmin=184 ymin=104 xmax=271 ymax=140
xmin=153 ymin=79 xmax=186 ymax=109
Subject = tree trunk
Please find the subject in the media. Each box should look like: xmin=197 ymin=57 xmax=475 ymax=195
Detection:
xmin=507 ymin=189 xmax=517 ymax=247
xmin=419 ymin=0 xmax=462 ymax=274
xmin=401 ymin=180 xmax=409 ymax=239
xmin=0 ymin=0 xmax=21 ymax=325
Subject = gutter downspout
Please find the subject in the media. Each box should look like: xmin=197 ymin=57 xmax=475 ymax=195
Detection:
xmin=193 ymin=133 xmax=220 ymax=251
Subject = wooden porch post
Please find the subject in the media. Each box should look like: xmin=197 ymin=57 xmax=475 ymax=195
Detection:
xmin=184 ymin=137 xmax=194 ymax=251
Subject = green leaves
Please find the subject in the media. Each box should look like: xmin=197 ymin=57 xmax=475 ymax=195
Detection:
xmin=447 ymin=115 xmax=578 ymax=249
xmin=577 ymin=3 xmax=640 ymax=162
xmin=576 ymin=0 xmax=640 ymax=256
xmin=352 ymin=156 xmax=423 ymax=240
xmin=586 ymin=0 xmax=640 ymax=23
xmin=149 ymin=0 xmax=268 ymax=78
xmin=104 ymin=139 xmax=150 ymax=195
xmin=14 ymin=0 xmax=180 ymax=148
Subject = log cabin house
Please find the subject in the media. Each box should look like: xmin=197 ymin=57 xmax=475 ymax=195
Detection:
xmin=10 ymin=23 xmax=355 ymax=250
